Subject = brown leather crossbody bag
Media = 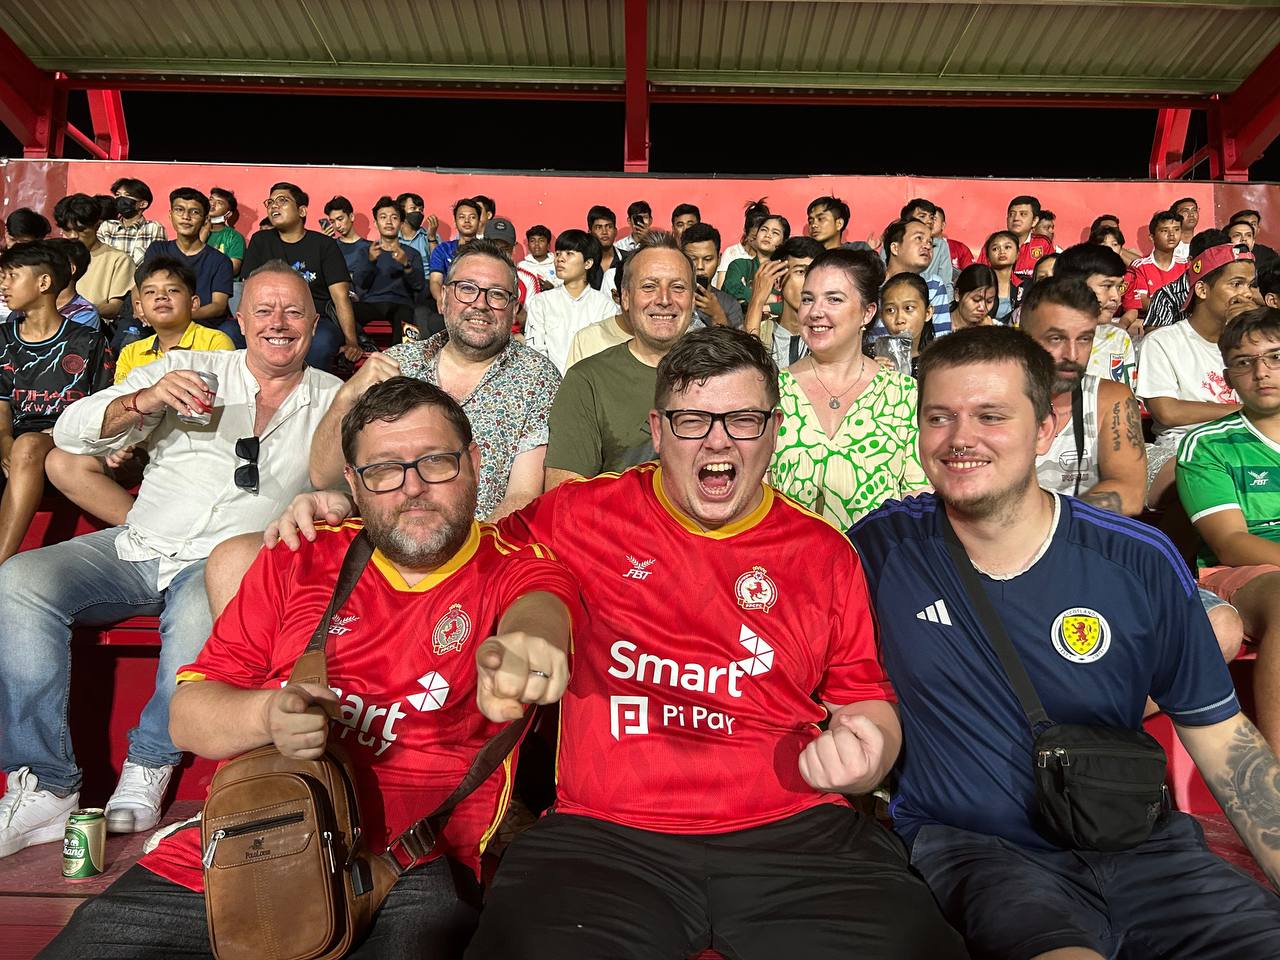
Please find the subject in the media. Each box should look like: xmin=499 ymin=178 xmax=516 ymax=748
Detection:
xmin=201 ymin=532 xmax=531 ymax=959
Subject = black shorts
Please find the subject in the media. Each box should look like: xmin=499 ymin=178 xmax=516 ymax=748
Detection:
xmin=909 ymin=813 xmax=1280 ymax=960
xmin=466 ymin=804 xmax=968 ymax=960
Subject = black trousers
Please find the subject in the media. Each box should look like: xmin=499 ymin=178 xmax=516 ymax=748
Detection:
xmin=466 ymin=805 xmax=969 ymax=960
xmin=40 ymin=858 xmax=481 ymax=959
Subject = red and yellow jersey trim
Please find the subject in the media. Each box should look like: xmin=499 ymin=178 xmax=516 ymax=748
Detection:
xmin=651 ymin=466 xmax=774 ymax=539
xmin=175 ymin=670 xmax=207 ymax=684
xmin=370 ymin=521 xmax=481 ymax=592
xmin=480 ymin=523 xmax=558 ymax=561
xmin=478 ymin=752 xmax=518 ymax=855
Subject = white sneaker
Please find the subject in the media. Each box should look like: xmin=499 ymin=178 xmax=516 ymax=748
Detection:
xmin=105 ymin=761 xmax=173 ymax=834
xmin=0 ymin=767 xmax=79 ymax=858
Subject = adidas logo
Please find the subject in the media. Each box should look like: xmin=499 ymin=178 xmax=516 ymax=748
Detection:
xmin=916 ymin=599 xmax=952 ymax=626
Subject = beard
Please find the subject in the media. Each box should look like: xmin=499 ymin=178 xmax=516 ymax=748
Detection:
xmin=360 ymin=490 xmax=477 ymax=570
xmin=1052 ymin=361 xmax=1086 ymax=395
xmin=444 ymin=308 xmax=509 ymax=360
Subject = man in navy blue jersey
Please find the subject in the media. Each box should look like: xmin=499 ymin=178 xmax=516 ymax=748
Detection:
xmin=850 ymin=326 xmax=1280 ymax=960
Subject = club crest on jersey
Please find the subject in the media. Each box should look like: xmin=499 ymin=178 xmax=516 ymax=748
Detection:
xmin=1051 ymin=607 xmax=1111 ymax=664
xmin=432 ymin=604 xmax=472 ymax=656
xmin=735 ymin=566 xmax=777 ymax=613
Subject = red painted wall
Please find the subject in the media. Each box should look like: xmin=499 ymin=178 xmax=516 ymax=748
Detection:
xmin=2 ymin=159 xmax=1276 ymax=256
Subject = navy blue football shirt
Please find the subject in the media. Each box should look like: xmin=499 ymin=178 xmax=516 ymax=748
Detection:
xmin=850 ymin=492 xmax=1239 ymax=850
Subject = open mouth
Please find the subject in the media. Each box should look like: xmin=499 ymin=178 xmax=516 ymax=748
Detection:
xmin=698 ymin=462 xmax=737 ymax=499
xmin=941 ymin=455 xmax=991 ymax=473
xmin=262 ymin=334 xmax=296 ymax=347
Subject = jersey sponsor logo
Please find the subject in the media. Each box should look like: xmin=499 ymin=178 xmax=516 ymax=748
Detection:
xmin=609 ymin=695 xmax=650 ymax=739
xmin=332 ymin=686 xmax=409 ymax=757
xmin=431 ymin=604 xmax=472 ymax=655
xmin=623 ymin=555 xmax=656 ymax=580
xmin=407 ymin=671 xmax=451 ymax=712
xmin=328 ymin=614 xmax=359 ymax=636
xmin=915 ymin=599 xmax=952 ymax=625
xmin=1051 ymin=607 xmax=1111 ymax=664
xmin=735 ymin=566 xmax=777 ymax=612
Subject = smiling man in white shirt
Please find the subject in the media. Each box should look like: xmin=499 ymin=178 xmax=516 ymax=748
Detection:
xmin=0 ymin=261 xmax=341 ymax=860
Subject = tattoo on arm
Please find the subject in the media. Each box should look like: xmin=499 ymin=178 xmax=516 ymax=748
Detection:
xmin=1207 ymin=716 xmax=1280 ymax=890
xmin=1123 ymin=396 xmax=1144 ymax=450
xmin=1080 ymin=491 xmax=1122 ymax=513
xmin=1110 ymin=402 xmax=1122 ymax=452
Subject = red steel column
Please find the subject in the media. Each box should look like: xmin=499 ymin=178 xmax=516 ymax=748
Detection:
xmin=1149 ymin=108 xmax=1192 ymax=179
xmin=623 ymin=0 xmax=650 ymax=173
xmin=87 ymin=90 xmax=130 ymax=160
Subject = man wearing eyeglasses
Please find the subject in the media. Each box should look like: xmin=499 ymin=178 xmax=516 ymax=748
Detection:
xmin=1178 ymin=305 xmax=1280 ymax=748
xmin=41 ymin=376 xmax=580 ymax=960
xmin=240 ymin=182 xmax=362 ymax=371
xmin=0 ymin=262 xmax=342 ymax=859
xmin=309 ymin=239 xmax=560 ymax=522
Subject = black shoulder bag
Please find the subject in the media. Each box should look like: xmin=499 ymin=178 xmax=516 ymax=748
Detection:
xmin=937 ymin=508 xmax=1169 ymax=852
xmin=1070 ymin=383 xmax=1086 ymax=497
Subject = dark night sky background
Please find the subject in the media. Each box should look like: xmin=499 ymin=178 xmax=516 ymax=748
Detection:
xmin=2 ymin=92 xmax=1277 ymax=180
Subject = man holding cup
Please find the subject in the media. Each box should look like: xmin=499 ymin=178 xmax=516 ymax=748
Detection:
xmin=0 ymin=260 xmax=342 ymax=860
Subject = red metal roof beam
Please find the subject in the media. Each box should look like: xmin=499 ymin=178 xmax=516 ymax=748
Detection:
xmin=1215 ymin=41 xmax=1280 ymax=179
xmin=0 ymin=27 xmax=57 ymax=156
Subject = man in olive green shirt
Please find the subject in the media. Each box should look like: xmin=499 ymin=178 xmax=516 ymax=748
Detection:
xmin=545 ymin=233 xmax=695 ymax=488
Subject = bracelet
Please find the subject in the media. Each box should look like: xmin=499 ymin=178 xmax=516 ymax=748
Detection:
xmin=120 ymin=392 xmax=146 ymax=429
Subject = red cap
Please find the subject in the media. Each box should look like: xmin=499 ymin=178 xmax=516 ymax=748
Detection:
xmin=1182 ymin=244 xmax=1255 ymax=309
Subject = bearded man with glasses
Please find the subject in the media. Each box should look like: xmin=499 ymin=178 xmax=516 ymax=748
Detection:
xmin=309 ymin=239 xmax=560 ymax=523
xmin=0 ymin=262 xmax=341 ymax=858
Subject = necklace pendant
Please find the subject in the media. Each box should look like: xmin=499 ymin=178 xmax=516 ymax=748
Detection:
xmin=828 ymin=397 xmax=841 ymax=410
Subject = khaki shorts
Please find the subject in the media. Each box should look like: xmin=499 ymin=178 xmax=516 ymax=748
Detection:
xmin=1198 ymin=564 xmax=1280 ymax=605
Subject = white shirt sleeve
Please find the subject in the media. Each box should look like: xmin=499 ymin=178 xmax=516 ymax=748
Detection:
xmin=1135 ymin=330 xmax=1182 ymax=402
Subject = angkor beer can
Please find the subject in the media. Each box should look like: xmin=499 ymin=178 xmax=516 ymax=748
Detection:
xmin=63 ymin=808 xmax=106 ymax=879
xmin=176 ymin=370 xmax=219 ymax=425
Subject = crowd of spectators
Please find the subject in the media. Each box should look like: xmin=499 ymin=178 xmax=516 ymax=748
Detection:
xmin=0 ymin=175 xmax=1279 ymax=957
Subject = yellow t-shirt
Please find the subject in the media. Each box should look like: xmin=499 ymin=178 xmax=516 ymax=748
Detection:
xmin=115 ymin=324 xmax=236 ymax=384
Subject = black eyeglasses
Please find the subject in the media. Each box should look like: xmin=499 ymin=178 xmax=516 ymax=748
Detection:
xmin=662 ymin=409 xmax=775 ymax=440
xmin=353 ymin=450 xmax=465 ymax=492
xmin=446 ymin=280 xmax=516 ymax=310
xmin=234 ymin=437 xmax=259 ymax=495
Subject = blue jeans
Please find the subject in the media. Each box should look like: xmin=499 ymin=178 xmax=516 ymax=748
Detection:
xmin=307 ymin=314 xmax=344 ymax=372
xmin=0 ymin=527 xmax=213 ymax=795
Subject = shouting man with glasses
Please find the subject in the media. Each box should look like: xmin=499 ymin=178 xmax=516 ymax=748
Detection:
xmin=0 ymin=261 xmax=341 ymax=859
xmin=1178 ymin=305 xmax=1280 ymax=748
xmin=268 ymin=326 xmax=967 ymax=959
xmin=310 ymin=239 xmax=560 ymax=522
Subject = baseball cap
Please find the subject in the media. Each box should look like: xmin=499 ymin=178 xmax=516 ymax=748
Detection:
xmin=485 ymin=217 xmax=517 ymax=246
xmin=1182 ymin=243 xmax=1255 ymax=309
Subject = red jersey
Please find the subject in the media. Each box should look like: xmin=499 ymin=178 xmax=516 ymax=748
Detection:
xmin=1013 ymin=234 xmax=1055 ymax=284
xmin=498 ymin=464 xmax=894 ymax=835
xmin=141 ymin=520 xmax=580 ymax=892
xmin=1122 ymin=253 xmax=1186 ymax=312
xmin=947 ymin=238 xmax=974 ymax=272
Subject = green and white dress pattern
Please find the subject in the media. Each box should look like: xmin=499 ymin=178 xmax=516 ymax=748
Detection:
xmin=770 ymin=367 xmax=928 ymax=527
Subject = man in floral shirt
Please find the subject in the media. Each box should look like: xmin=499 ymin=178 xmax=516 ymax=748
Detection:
xmin=308 ymin=240 xmax=560 ymax=520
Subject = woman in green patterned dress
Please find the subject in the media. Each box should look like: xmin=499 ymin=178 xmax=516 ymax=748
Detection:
xmin=770 ymin=248 xmax=930 ymax=527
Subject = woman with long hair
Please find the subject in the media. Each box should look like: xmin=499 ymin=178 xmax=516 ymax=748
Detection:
xmin=723 ymin=215 xmax=791 ymax=313
xmin=983 ymin=230 xmax=1020 ymax=322
xmin=950 ymin=264 xmax=998 ymax=331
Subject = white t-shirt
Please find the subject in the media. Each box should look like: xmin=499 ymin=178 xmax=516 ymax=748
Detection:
xmin=523 ymin=284 xmax=619 ymax=374
xmin=518 ymin=254 xmax=559 ymax=288
xmin=715 ymin=242 xmax=751 ymax=285
xmin=1136 ymin=320 xmax=1237 ymax=439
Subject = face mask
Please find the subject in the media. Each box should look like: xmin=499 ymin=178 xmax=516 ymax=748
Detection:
xmin=114 ymin=196 xmax=139 ymax=219
xmin=210 ymin=215 xmax=226 ymax=225
xmin=405 ymin=211 xmax=425 ymax=230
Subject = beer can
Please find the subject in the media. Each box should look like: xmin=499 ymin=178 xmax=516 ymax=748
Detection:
xmin=63 ymin=808 xmax=106 ymax=880
xmin=176 ymin=370 xmax=219 ymax=425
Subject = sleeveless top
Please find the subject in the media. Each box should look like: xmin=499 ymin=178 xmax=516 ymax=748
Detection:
xmin=1036 ymin=374 xmax=1101 ymax=496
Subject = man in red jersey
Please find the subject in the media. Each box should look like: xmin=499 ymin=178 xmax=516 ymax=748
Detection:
xmin=268 ymin=328 xmax=966 ymax=959
xmin=1119 ymin=209 xmax=1187 ymax=327
xmin=42 ymin=378 xmax=579 ymax=960
xmin=1007 ymin=194 xmax=1055 ymax=284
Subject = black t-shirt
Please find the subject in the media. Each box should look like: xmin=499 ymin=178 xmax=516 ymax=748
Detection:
xmin=0 ymin=317 xmax=114 ymax=432
xmin=240 ymin=229 xmax=351 ymax=315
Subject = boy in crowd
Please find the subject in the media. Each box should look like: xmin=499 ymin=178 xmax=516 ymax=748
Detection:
xmin=203 ymin=187 xmax=244 ymax=277
xmin=322 ymin=195 xmax=373 ymax=283
xmin=524 ymin=229 xmax=616 ymax=374
xmin=671 ymin=203 xmax=701 ymax=243
xmin=680 ymin=222 xmax=745 ymax=329
xmin=519 ymin=225 xmax=558 ymax=287
xmin=98 ymin=178 xmax=166 ymax=265
xmin=396 ymin=191 xmax=438 ymax=271
xmin=355 ymin=196 xmax=425 ymax=344
xmin=587 ymin=205 xmax=620 ymax=283
xmin=1051 ymin=243 xmax=1137 ymax=389
xmin=1119 ymin=210 xmax=1187 ymax=328
xmin=139 ymin=188 xmax=235 ymax=338
xmin=53 ymin=193 xmax=135 ymax=321
xmin=614 ymin=200 xmax=653 ymax=254
xmin=1178 ymin=305 xmax=1280 ymax=748
xmin=1173 ymin=197 xmax=1200 ymax=259
xmin=0 ymin=241 xmax=113 ymax=565
xmin=429 ymin=198 xmax=481 ymax=306
xmin=744 ymin=235 xmax=824 ymax=369
xmin=45 ymin=258 xmax=235 ymax=529
xmin=47 ymin=238 xmax=101 ymax=331
xmin=1004 ymin=194 xmax=1055 ymax=283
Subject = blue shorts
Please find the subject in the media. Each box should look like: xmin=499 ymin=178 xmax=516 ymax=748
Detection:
xmin=909 ymin=814 xmax=1280 ymax=960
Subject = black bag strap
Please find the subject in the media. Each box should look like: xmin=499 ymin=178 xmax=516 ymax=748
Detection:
xmin=1071 ymin=383 xmax=1085 ymax=497
xmin=937 ymin=507 xmax=1053 ymax=731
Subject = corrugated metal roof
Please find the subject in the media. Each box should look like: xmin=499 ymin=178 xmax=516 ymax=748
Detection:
xmin=2 ymin=0 xmax=1277 ymax=94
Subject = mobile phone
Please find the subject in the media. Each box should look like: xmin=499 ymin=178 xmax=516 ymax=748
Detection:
xmin=319 ymin=217 xmax=332 ymax=232
xmin=696 ymin=275 xmax=710 ymax=291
